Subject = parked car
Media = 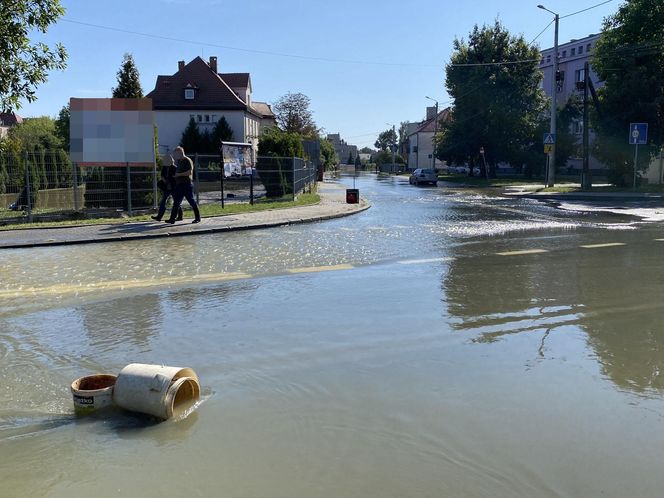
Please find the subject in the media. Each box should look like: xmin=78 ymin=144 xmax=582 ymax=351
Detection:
xmin=409 ymin=168 xmax=438 ymax=186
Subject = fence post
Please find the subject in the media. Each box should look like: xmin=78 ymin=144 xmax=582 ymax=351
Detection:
xmin=72 ymin=161 xmax=80 ymax=212
xmin=249 ymin=169 xmax=254 ymax=205
xmin=24 ymin=151 xmax=33 ymax=222
xmin=194 ymin=153 xmax=200 ymax=205
xmin=126 ymin=162 xmax=132 ymax=215
xmin=152 ymin=158 xmax=158 ymax=210
xmin=292 ymin=157 xmax=296 ymax=201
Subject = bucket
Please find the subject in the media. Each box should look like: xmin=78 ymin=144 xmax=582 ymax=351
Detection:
xmin=112 ymin=363 xmax=200 ymax=420
xmin=70 ymin=374 xmax=117 ymax=414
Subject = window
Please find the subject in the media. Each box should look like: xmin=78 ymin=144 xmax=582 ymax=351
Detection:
xmin=189 ymin=114 xmax=195 ymax=120
xmin=587 ymin=43 xmax=592 ymax=52
xmin=184 ymin=88 xmax=195 ymax=100
xmin=578 ymin=45 xmax=584 ymax=54
xmin=205 ymin=115 xmax=210 ymax=123
xmin=211 ymin=115 xmax=217 ymax=122
xmin=571 ymin=48 xmax=576 ymax=56
xmin=197 ymin=115 xmax=202 ymax=123
xmin=575 ymin=68 xmax=586 ymax=83
xmin=562 ymin=50 xmax=567 ymax=58
xmin=546 ymin=55 xmax=551 ymax=63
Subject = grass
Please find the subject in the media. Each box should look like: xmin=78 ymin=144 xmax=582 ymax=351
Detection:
xmin=0 ymin=193 xmax=321 ymax=231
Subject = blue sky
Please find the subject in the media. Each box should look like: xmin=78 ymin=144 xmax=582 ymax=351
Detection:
xmin=22 ymin=0 xmax=618 ymax=148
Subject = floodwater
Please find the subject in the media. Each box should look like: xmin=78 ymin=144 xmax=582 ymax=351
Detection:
xmin=2 ymin=173 xmax=664 ymax=497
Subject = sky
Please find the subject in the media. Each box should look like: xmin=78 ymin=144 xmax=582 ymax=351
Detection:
xmin=20 ymin=0 xmax=619 ymax=148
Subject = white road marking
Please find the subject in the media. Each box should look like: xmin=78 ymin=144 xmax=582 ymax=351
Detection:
xmin=497 ymin=249 xmax=549 ymax=256
xmin=580 ymin=242 xmax=626 ymax=249
xmin=287 ymin=264 xmax=354 ymax=274
xmin=398 ymin=257 xmax=455 ymax=265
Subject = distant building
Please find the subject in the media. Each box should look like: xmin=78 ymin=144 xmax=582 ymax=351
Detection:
xmin=146 ymin=56 xmax=276 ymax=156
xmin=327 ymin=133 xmax=358 ymax=164
xmin=407 ymin=107 xmax=451 ymax=170
xmin=539 ymin=33 xmax=604 ymax=172
xmin=0 ymin=111 xmax=22 ymax=139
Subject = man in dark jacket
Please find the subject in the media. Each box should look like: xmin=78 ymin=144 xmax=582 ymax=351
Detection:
xmin=152 ymin=155 xmax=182 ymax=221
xmin=165 ymin=146 xmax=201 ymax=224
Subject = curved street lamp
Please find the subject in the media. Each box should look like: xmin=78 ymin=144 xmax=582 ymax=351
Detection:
xmin=538 ymin=4 xmax=559 ymax=187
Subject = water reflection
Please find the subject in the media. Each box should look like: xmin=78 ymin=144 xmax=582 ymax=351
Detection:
xmin=443 ymin=240 xmax=664 ymax=394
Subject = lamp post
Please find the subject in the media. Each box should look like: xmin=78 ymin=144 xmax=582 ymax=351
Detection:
xmin=538 ymin=4 xmax=559 ymax=187
xmin=425 ymin=96 xmax=439 ymax=171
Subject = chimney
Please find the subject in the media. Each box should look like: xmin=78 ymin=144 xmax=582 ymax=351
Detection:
xmin=209 ymin=56 xmax=218 ymax=73
xmin=178 ymin=60 xmax=185 ymax=71
xmin=426 ymin=106 xmax=437 ymax=120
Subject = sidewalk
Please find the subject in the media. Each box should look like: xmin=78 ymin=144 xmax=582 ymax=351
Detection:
xmin=0 ymin=182 xmax=369 ymax=249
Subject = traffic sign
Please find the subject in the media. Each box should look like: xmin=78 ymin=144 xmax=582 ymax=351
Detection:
xmin=544 ymin=144 xmax=553 ymax=154
xmin=629 ymin=123 xmax=648 ymax=145
xmin=543 ymin=133 xmax=556 ymax=145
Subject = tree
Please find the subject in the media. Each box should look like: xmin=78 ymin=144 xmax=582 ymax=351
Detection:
xmin=438 ymin=20 xmax=547 ymax=177
xmin=112 ymin=53 xmax=143 ymax=98
xmin=592 ymin=0 xmax=664 ymax=186
xmin=272 ymin=92 xmax=318 ymax=136
xmin=54 ymin=103 xmax=70 ymax=150
xmin=319 ymin=138 xmax=339 ymax=170
xmin=374 ymin=128 xmax=397 ymax=151
xmin=0 ymin=0 xmax=67 ymax=111
xmin=347 ymin=152 xmax=353 ymax=165
xmin=211 ymin=116 xmax=234 ymax=147
xmin=180 ymin=117 xmax=202 ymax=153
xmin=359 ymin=146 xmax=374 ymax=154
xmin=257 ymin=127 xmax=305 ymax=158
xmin=354 ymin=154 xmax=362 ymax=168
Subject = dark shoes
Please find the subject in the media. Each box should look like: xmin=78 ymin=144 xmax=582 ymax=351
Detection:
xmin=192 ymin=218 xmax=201 ymax=224
xmin=151 ymin=215 xmax=162 ymax=221
xmin=164 ymin=219 xmax=175 ymax=224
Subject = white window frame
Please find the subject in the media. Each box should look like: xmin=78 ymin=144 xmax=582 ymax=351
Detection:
xmin=184 ymin=88 xmax=195 ymax=100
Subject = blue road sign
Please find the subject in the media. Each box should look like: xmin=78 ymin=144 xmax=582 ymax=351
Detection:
xmin=629 ymin=123 xmax=648 ymax=145
xmin=543 ymin=133 xmax=556 ymax=145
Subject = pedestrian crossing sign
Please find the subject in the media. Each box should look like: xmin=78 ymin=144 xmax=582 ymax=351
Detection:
xmin=544 ymin=144 xmax=553 ymax=153
xmin=543 ymin=133 xmax=556 ymax=145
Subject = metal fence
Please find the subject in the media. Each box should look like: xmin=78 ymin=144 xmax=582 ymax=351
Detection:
xmin=0 ymin=150 xmax=318 ymax=225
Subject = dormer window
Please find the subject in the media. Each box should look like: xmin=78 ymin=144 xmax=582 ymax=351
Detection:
xmin=184 ymin=88 xmax=195 ymax=100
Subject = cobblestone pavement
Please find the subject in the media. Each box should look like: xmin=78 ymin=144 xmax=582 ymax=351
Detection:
xmin=0 ymin=182 xmax=369 ymax=249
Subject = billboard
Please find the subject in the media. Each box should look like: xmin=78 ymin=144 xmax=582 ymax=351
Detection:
xmin=70 ymin=98 xmax=154 ymax=166
xmin=221 ymin=141 xmax=253 ymax=176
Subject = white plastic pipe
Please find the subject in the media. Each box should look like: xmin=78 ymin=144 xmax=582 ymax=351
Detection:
xmin=112 ymin=364 xmax=200 ymax=420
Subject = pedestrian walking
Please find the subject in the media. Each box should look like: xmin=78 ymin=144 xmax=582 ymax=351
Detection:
xmin=151 ymin=155 xmax=182 ymax=222
xmin=165 ymin=146 xmax=201 ymax=224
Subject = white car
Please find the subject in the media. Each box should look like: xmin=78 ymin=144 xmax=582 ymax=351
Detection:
xmin=409 ymin=168 xmax=438 ymax=186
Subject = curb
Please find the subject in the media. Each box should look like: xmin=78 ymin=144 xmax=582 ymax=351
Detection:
xmin=0 ymin=199 xmax=371 ymax=250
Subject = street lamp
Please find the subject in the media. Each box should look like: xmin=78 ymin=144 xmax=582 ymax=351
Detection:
xmin=425 ymin=96 xmax=439 ymax=171
xmin=538 ymin=4 xmax=559 ymax=187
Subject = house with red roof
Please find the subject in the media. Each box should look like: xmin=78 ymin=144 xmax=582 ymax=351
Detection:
xmin=0 ymin=111 xmax=23 ymax=139
xmin=146 ymin=56 xmax=275 ymax=155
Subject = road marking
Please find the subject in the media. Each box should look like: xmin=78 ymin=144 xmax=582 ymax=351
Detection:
xmin=0 ymin=272 xmax=252 ymax=299
xmin=580 ymin=242 xmax=626 ymax=249
xmin=398 ymin=257 xmax=454 ymax=265
xmin=497 ymin=249 xmax=549 ymax=256
xmin=655 ymin=239 xmax=664 ymax=242
xmin=287 ymin=264 xmax=354 ymax=274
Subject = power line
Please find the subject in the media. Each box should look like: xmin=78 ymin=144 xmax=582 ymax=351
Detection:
xmin=529 ymin=20 xmax=555 ymax=46
xmin=61 ymin=18 xmax=440 ymax=68
xmin=561 ymin=0 xmax=615 ymax=19
xmin=449 ymin=59 xmax=540 ymax=67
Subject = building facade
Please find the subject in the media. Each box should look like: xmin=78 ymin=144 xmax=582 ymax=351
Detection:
xmin=146 ymin=56 xmax=275 ymax=157
xmin=539 ymin=33 xmax=604 ymax=172
xmin=0 ymin=112 xmax=22 ymax=139
xmin=327 ymin=133 xmax=358 ymax=164
xmin=407 ymin=107 xmax=451 ymax=171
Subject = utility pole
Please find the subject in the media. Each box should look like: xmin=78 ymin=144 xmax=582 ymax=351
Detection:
xmin=581 ymin=61 xmax=591 ymax=190
xmin=391 ymin=124 xmax=396 ymax=171
xmin=426 ymin=96 xmax=439 ymax=171
xmin=539 ymin=5 xmax=559 ymax=187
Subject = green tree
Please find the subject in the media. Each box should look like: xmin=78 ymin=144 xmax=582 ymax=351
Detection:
xmin=347 ymin=152 xmax=353 ymax=165
xmin=354 ymin=154 xmax=361 ymax=167
xmin=180 ymin=117 xmax=202 ymax=153
xmin=55 ymin=103 xmax=70 ymax=150
xmin=0 ymin=0 xmax=67 ymax=111
xmin=272 ymin=92 xmax=318 ymax=137
xmin=592 ymin=0 xmax=664 ymax=186
xmin=257 ymin=127 xmax=305 ymax=157
xmin=210 ymin=116 xmax=234 ymax=147
xmin=438 ymin=20 xmax=547 ymax=177
xmin=374 ymin=128 xmax=397 ymax=151
xmin=359 ymin=146 xmax=374 ymax=154
xmin=319 ymin=138 xmax=339 ymax=170
xmin=112 ymin=53 xmax=143 ymax=98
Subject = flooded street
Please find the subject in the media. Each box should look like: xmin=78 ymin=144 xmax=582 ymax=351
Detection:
xmin=2 ymin=173 xmax=664 ymax=497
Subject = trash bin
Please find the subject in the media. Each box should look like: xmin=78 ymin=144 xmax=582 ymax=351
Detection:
xmin=346 ymin=189 xmax=359 ymax=204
